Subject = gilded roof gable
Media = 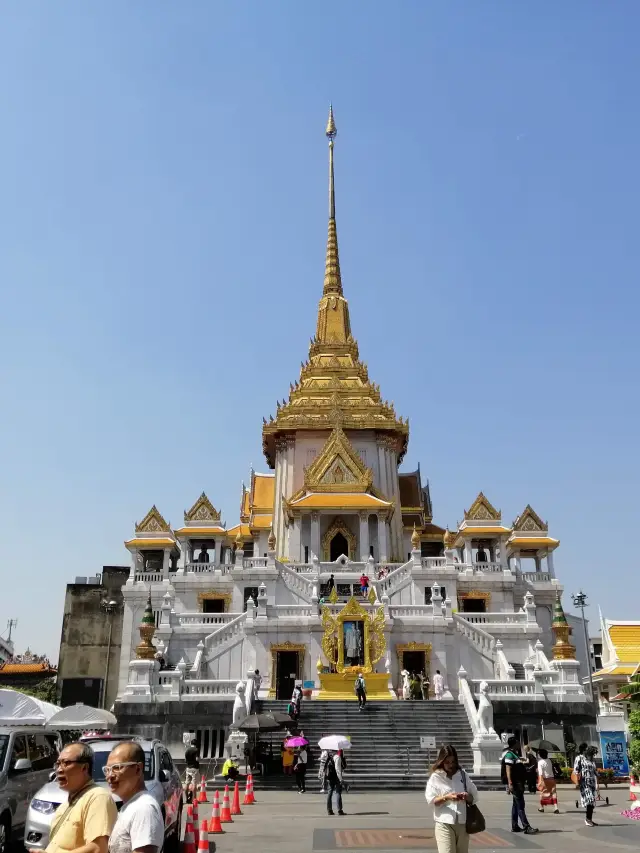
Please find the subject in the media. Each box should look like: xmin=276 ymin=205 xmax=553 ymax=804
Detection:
xmin=303 ymin=427 xmax=373 ymax=494
xmin=135 ymin=505 xmax=170 ymax=534
xmin=184 ymin=492 xmax=221 ymax=524
xmin=464 ymin=492 xmax=501 ymax=522
xmin=513 ymin=504 xmax=547 ymax=532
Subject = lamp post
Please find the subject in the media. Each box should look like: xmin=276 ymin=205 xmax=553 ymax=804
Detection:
xmin=572 ymin=590 xmax=595 ymax=705
xmin=100 ymin=599 xmax=118 ymax=709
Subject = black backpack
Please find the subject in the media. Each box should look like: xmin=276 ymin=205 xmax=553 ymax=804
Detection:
xmin=325 ymin=755 xmax=338 ymax=783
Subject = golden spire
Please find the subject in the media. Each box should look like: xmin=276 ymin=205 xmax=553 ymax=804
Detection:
xmin=323 ymin=104 xmax=342 ymax=297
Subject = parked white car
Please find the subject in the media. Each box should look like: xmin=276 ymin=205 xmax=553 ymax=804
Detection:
xmin=25 ymin=735 xmax=182 ymax=852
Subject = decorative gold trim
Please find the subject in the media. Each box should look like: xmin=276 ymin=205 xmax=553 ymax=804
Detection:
xmin=184 ymin=492 xmax=221 ymax=524
xmin=464 ymin=492 xmax=501 ymax=522
xmin=302 ymin=427 xmax=373 ymax=493
xmin=322 ymin=516 xmax=357 ymax=561
xmin=135 ymin=505 xmax=170 ymax=534
xmin=395 ymin=642 xmax=432 ymax=682
xmin=320 ymin=596 xmax=385 ymax=675
xmin=197 ymin=590 xmax=232 ymax=612
xmin=268 ymin=642 xmax=307 ymax=697
xmin=458 ymin=590 xmax=491 ymax=603
xmin=512 ymin=504 xmax=548 ymax=532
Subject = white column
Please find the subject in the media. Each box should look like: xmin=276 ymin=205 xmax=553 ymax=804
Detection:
xmin=162 ymin=549 xmax=170 ymax=578
xmin=498 ymin=537 xmax=508 ymax=568
xmin=464 ymin=539 xmax=473 ymax=565
xmin=547 ymin=549 xmax=555 ymax=577
xmin=378 ymin=514 xmax=389 ymax=562
xmin=359 ymin=512 xmax=370 ymax=562
xmin=377 ymin=438 xmax=388 ymax=496
xmin=290 ymin=517 xmax=302 ymax=562
xmin=310 ymin=512 xmax=320 ymax=561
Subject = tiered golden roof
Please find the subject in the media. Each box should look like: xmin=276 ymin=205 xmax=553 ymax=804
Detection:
xmin=262 ymin=106 xmax=408 ymax=467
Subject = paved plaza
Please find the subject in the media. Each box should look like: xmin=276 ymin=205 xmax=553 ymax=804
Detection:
xmin=195 ymin=786 xmax=640 ymax=853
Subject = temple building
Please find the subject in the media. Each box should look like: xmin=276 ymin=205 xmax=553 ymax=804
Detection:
xmin=113 ymin=109 xmax=591 ymax=762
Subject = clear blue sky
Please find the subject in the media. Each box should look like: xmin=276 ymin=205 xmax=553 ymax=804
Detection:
xmin=1 ymin=2 xmax=638 ymax=659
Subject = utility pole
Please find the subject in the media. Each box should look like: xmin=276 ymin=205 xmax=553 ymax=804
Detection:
xmin=100 ymin=600 xmax=118 ymax=709
xmin=6 ymin=619 xmax=17 ymax=643
xmin=572 ymin=591 xmax=596 ymax=705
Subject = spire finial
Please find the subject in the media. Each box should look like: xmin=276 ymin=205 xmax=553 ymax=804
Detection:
xmin=323 ymin=104 xmax=342 ymax=296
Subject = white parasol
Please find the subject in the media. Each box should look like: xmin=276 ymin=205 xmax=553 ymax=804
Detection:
xmin=318 ymin=735 xmax=351 ymax=751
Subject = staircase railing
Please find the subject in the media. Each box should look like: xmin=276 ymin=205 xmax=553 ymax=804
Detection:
xmin=278 ymin=561 xmax=315 ymax=603
xmin=453 ymin=614 xmax=496 ymax=664
xmin=375 ymin=560 xmax=412 ymax=598
xmin=204 ymin=611 xmax=247 ymax=662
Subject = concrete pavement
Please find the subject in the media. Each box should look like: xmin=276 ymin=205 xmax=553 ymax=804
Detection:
xmin=190 ymin=786 xmax=640 ymax=852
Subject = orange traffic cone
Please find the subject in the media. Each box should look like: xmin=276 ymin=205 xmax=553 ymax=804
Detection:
xmin=220 ymin=784 xmax=233 ymax=823
xmin=183 ymin=816 xmax=196 ymax=853
xmin=209 ymin=791 xmax=225 ymax=834
xmin=191 ymin=801 xmax=199 ymax=847
xmin=197 ymin=775 xmax=208 ymax=803
xmin=197 ymin=819 xmax=209 ymax=853
xmin=245 ymin=773 xmax=256 ymax=805
xmin=230 ymin=780 xmax=242 ymax=816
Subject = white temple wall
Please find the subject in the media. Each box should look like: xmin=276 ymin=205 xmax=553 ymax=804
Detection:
xmin=205 ymin=639 xmax=245 ymax=679
xmin=536 ymin=605 xmax=554 ymax=656
xmin=456 ymin=636 xmax=495 ymax=681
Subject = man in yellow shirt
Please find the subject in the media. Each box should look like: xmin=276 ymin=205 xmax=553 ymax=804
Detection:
xmin=38 ymin=742 xmax=117 ymax=853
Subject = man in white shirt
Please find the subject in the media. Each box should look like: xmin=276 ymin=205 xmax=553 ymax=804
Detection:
xmin=432 ymin=670 xmax=445 ymax=700
xmin=105 ymin=742 xmax=165 ymax=853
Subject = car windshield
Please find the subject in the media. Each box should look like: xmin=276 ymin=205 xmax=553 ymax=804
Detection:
xmin=0 ymin=735 xmax=8 ymax=771
xmin=91 ymin=749 xmax=154 ymax=782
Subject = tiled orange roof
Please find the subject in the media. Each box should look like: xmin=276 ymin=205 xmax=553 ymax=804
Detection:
xmin=0 ymin=662 xmax=56 ymax=674
xmin=609 ymin=625 xmax=640 ymax=663
xmin=251 ymin=515 xmax=273 ymax=530
xmin=252 ymin=474 xmax=275 ymax=509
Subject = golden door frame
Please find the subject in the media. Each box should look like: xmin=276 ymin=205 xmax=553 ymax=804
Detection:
xmin=322 ymin=517 xmax=356 ymax=562
xmin=197 ymin=590 xmax=233 ymax=612
xmin=268 ymin=641 xmax=307 ymax=698
xmin=396 ymin=642 xmax=432 ymax=686
xmin=458 ymin=590 xmax=491 ymax=609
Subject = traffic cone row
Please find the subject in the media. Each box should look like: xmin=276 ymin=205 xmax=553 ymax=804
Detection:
xmin=191 ymin=801 xmax=199 ymax=847
xmin=197 ymin=819 xmax=209 ymax=853
xmin=243 ymin=772 xmax=256 ymax=805
xmin=183 ymin=813 xmax=196 ymax=853
xmin=209 ymin=790 xmax=224 ymax=834
xmin=185 ymin=773 xmax=257 ymax=846
xmin=230 ymin=781 xmax=242 ymax=816
xmin=220 ymin=785 xmax=233 ymax=823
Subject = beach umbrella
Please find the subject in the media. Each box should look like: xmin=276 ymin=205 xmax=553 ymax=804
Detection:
xmin=527 ymin=738 xmax=562 ymax=753
xmin=318 ymin=735 xmax=351 ymax=751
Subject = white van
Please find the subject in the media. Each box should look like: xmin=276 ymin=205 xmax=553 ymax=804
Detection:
xmin=0 ymin=727 xmax=58 ymax=853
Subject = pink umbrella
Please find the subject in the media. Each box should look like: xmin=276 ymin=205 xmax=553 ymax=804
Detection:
xmin=284 ymin=736 xmax=309 ymax=747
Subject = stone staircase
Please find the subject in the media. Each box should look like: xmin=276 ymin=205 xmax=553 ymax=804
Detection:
xmin=252 ymin=699 xmax=500 ymax=790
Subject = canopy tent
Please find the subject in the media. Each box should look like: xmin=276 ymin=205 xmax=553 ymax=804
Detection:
xmin=46 ymin=704 xmax=117 ymax=731
xmin=0 ymin=689 xmax=60 ymax=726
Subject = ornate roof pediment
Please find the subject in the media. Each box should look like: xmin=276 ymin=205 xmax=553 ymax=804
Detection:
xmin=135 ymin=505 xmax=170 ymax=534
xmin=464 ymin=492 xmax=501 ymax=522
xmin=184 ymin=492 xmax=221 ymax=524
xmin=513 ymin=504 xmax=547 ymax=532
xmin=304 ymin=427 xmax=373 ymax=493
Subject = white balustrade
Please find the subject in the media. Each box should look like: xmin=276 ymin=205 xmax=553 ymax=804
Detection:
xmin=473 ymin=562 xmax=503 ymax=573
xmin=204 ymin=612 xmax=247 ymax=657
xmin=243 ymin=557 xmax=268 ymax=568
xmin=278 ymin=562 xmax=315 ymax=602
xmin=522 ymin=572 xmax=552 ymax=583
xmin=454 ymin=614 xmax=496 ymax=662
xmin=182 ymin=679 xmax=238 ymax=697
xmin=376 ymin=561 xmax=412 ymax=596
xmin=421 ymin=557 xmax=447 ymax=568
xmin=471 ymin=678 xmax=537 ymax=697
xmin=462 ymin=612 xmax=528 ymax=626
xmin=185 ymin=562 xmax=216 ymax=573
xmin=272 ymin=604 xmax=314 ymax=618
xmin=389 ymin=605 xmax=435 ymax=618
xmin=133 ymin=572 xmax=164 ymax=583
xmin=178 ymin=612 xmax=239 ymax=627
xmin=286 ymin=563 xmax=317 ymax=574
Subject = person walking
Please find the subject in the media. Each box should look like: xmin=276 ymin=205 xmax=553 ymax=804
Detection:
xmin=536 ymin=748 xmax=559 ymax=814
xmin=433 ymin=670 xmax=445 ymax=701
xmin=184 ymin=739 xmax=199 ymax=803
xmin=502 ymin=737 xmax=538 ymax=835
xmin=359 ymin=572 xmax=369 ymax=596
xmin=105 ymin=742 xmax=164 ymax=853
xmin=292 ymin=682 xmax=303 ymax=718
xmin=425 ymin=744 xmax=479 ymax=853
xmin=354 ymin=672 xmax=367 ymax=710
xmin=324 ymin=751 xmax=345 ymax=816
xmin=318 ymin=749 xmax=329 ymax=793
xmin=39 ymin=742 xmax=117 ymax=853
xmin=575 ymin=746 xmax=599 ymax=826
xmin=524 ymin=746 xmax=537 ymax=794
xmin=421 ymin=671 xmax=430 ymax=700
xmin=326 ymin=574 xmax=335 ymax=594
xmin=282 ymin=740 xmax=295 ymax=776
xmin=294 ymin=746 xmax=308 ymax=793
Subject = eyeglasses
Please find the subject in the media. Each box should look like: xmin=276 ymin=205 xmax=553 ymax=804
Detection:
xmin=54 ymin=759 xmax=87 ymax=770
xmin=102 ymin=762 xmax=141 ymax=777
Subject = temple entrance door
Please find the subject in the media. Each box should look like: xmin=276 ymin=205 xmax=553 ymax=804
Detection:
xmin=203 ymin=599 xmax=225 ymax=614
xmin=461 ymin=598 xmax=486 ymax=613
xmin=402 ymin=650 xmax=425 ymax=676
xmin=276 ymin=651 xmax=299 ymax=700
xmin=330 ymin=532 xmax=349 ymax=561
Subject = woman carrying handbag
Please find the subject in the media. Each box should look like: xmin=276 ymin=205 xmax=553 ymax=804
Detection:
xmin=425 ymin=744 xmax=484 ymax=853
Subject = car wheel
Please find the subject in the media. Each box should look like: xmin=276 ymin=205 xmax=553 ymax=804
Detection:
xmin=0 ymin=813 xmax=11 ymax=853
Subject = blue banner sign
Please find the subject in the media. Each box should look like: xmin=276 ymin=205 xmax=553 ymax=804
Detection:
xmin=599 ymin=731 xmax=629 ymax=776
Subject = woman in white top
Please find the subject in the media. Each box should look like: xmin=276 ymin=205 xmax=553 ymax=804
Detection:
xmin=425 ymin=744 xmax=479 ymax=853
xmin=536 ymin=748 xmax=559 ymax=814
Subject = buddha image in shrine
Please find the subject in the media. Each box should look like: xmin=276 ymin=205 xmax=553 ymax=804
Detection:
xmin=343 ymin=620 xmax=364 ymax=666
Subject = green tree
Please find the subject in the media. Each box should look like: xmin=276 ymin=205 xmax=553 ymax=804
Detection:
xmin=20 ymin=678 xmax=58 ymax=705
